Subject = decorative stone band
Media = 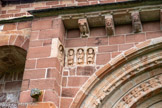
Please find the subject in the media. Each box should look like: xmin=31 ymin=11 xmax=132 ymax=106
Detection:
xmin=70 ymin=37 xmax=162 ymax=108
xmin=114 ymin=74 xmax=162 ymax=108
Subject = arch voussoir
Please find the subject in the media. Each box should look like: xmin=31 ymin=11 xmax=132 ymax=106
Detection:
xmin=0 ymin=35 xmax=29 ymax=51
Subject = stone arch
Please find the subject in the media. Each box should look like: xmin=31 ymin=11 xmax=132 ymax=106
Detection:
xmin=0 ymin=35 xmax=29 ymax=51
xmin=70 ymin=37 xmax=162 ymax=108
xmin=113 ymin=73 xmax=162 ymax=108
xmin=0 ymin=45 xmax=27 ymax=108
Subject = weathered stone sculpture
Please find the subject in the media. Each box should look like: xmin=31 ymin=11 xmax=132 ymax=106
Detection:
xmin=131 ymin=11 xmax=142 ymax=33
xmin=67 ymin=49 xmax=75 ymax=66
xmin=87 ymin=48 xmax=95 ymax=64
xmin=58 ymin=45 xmax=64 ymax=66
xmin=77 ymin=48 xmax=84 ymax=65
xmin=105 ymin=15 xmax=115 ymax=36
xmin=78 ymin=18 xmax=90 ymax=38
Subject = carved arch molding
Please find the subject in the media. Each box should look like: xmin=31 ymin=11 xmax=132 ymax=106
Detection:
xmin=70 ymin=37 xmax=162 ymax=108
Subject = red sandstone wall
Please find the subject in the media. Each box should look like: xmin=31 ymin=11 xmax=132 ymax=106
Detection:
xmin=18 ymin=17 xmax=65 ymax=108
xmin=0 ymin=1 xmax=162 ymax=108
xmin=0 ymin=19 xmax=161 ymax=108
xmin=0 ymin=22 xmax=31 ymax=50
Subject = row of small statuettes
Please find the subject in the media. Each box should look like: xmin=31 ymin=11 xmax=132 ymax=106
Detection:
xmin=66 ymin=48 xmax=95 ymax=66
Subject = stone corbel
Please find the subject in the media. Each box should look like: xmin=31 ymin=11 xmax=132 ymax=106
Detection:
xmin=131 ymin=11 xmax=142 ymax=33
xmin=78 ymin=18 xmax=90 ymax=38
xmin=160 ymin=9 xmax=162 ymax=30
xmin=105 ymin=15 xmax=115 ymax=36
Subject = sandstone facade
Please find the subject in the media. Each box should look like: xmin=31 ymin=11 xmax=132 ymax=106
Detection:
xmin=0 ymin=0 xmax=162 ymax=108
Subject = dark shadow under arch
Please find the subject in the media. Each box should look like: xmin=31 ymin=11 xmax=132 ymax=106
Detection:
xmin=0 ymin=45 xmax=27 ymax=108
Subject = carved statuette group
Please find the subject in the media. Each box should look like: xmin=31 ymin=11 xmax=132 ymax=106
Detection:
xmin=67 ymin=48 xmax=95 ymax=66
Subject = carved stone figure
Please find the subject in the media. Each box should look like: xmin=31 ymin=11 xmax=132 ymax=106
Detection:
xmin=77 ymin=48 xmax=84 ymax=65
xmin=105 ymin=15 xmax=115 ymax=36
xmin=131 ymin=11 xmax=142 ymax=33
xmin=87 ymin=48 xmax=95 ymax=64
xmin=67 ymin=49 xmax=74 ymax=66
xmin=58 ymin=45 xmax=64 ymax=66
xmin=78 ymin=18 xmax=90 ymax=37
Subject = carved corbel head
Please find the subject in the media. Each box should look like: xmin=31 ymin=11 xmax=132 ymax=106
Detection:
xmin=131 ymin=11 xmax=142 ymax=33
xmin=105 ymin=15 xmax=115 ymax=36
xmin=78 ymin=18 xmax=90 ymax=38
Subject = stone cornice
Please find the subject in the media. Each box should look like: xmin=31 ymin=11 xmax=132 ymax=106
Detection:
xmin=28 ymin=0 xmax=162 ymax=18
xmin=62 ymin=5 xmax=161 ymax=29
xmin=0 ymin=0 xmax=162 ymax=24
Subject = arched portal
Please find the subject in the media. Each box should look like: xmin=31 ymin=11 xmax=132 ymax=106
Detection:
xmin=70 ymin=37 xmax=162 ymax=108
xmin=0 ymin=45 xmax=27 ymax=108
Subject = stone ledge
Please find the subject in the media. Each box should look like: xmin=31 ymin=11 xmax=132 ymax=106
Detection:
xmin=27 ymin=102 xmax=56 ymax=108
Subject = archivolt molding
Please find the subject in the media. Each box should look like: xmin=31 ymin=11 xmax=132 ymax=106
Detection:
xmin=137 ymin=93 xmax=162 ymax=108
xmin=70 ymin=37 xmax=162 ymax=108
xmin=114 ymin=74 xmax=162 ymax=108
xmin=81 ymin=50 xmax=162 ymax=108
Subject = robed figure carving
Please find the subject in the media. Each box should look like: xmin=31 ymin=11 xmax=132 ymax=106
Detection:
xmin=87 ymin=48 xmax=95 ymax=64
xmin=77 ymin=48 xmax=84 ymax=65
xmin=67 ymin=49 xmax=75 ymax=66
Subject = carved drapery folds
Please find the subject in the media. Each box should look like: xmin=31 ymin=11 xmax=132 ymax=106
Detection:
xmin=78 ymin=18 xmax=90 ymax=38
xmin=131 ymin=11 xmax=142 ymax=33
xmin=105 ymin=15 xmax=115 ymax=36
xmin=66 ymin=47 xmax=96 ymax=66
